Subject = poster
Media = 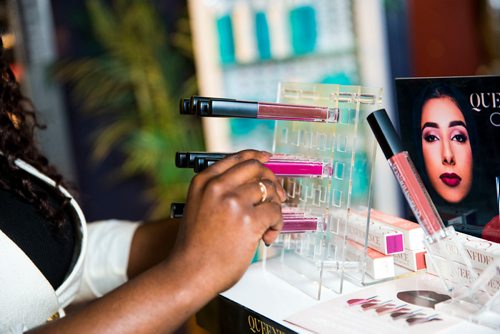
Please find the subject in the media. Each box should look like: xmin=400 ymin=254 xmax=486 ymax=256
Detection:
xmin=395 ymin=76 xmax=500 ymax=241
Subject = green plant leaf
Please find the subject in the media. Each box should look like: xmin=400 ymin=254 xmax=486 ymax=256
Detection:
xmin=52 ymin=0 xmax=205 ymax=218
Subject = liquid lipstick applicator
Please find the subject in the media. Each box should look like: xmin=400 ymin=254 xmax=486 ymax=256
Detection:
xmin=176 ymin=152 xmax=333 ymax=177
xmin=367 ymin=109 xmax=479 ymax=294
xmin=180 ymin=96 xmax=339 ymax=123
xmin=367 ymin=108 xmax=447 ymax=243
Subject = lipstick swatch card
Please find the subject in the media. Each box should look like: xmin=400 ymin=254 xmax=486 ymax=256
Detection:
xmin=284 ymin=274 xmax=462 ymax=334
xmin=395 ymin=76 xmax=500 ymax=243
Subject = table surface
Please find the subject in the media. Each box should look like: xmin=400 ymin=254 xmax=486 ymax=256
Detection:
xmin=221 ymin=262 xmax=498 ymax=334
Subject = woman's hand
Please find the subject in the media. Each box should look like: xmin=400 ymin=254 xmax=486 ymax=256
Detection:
xmin=172 ymin=149 xmax=286 ymax=294
xmin=31 ymin=150 xmax=286 ymax=334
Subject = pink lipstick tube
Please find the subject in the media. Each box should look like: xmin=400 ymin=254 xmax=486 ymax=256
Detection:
xmin=195 ymin=154 xmax=333 ymax=177
xmin=263 ymin=159 xmax=332 ymax=177
xmin=180 ymin=96 xmax=339 ymax=123
xmin=367 ymin=109 xmax=447 ymax=243
xmin=279 ymin=209 xmax=324 ymax=232
xmin=282 ymin=217 xmax=323 ymax=233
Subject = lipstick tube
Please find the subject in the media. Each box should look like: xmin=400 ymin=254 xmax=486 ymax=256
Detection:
xmin=170 ymin=201 xmax=321 ymax=232
xmin=180 ymin=96 xmax=339 ymax=122
xmin=176 ymin=152 xmax=333 ymax=177
xmin=195 ymin=157 xmax=333 ymax=177
xmin=367 ymin=109 xmax=447 ymax=243
xmin=281 ymin=217 xmax=323 ymax=233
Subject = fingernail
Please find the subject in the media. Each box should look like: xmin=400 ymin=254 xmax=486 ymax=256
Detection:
xmin=264 ymin=242 xmax=271 ymax=247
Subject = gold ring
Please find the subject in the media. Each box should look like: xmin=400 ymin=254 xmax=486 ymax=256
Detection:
xmin=258 ymin=181 xmax=267 ymax=203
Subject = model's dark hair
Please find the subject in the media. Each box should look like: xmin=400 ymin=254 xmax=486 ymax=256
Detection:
xmin=0 ymin=37 xmax=70 ymax=229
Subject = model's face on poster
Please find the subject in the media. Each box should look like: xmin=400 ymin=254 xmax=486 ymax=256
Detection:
xmin=420 ymin=97 xmax=473 ymax=203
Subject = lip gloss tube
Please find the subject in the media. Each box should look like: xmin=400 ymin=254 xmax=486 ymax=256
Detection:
xmin=180 ymin=96 xmax=339 ymax=122
xmin=176 ymin=152 xmax=333 ymax=177
xmin=367 ymin=109 xmax=447 ymax=243
xmin=170 ymin=201 xmax=322 ymax=232
xmin=282 ymin=217 xmax=323 ymax=233
xmin=263 ymin=160 xmax=332 ymax=177
xmin=193 ymin=156 xmax=333 ymax=177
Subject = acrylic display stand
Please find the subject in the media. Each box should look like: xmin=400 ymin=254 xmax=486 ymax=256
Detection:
xmin=426 ymin=234 xmax=500 ymax=330
xmin=436 ymin=258 xmax=500 ymax=330
xmin=262 ymin=82 xmax=384 ymax=300
xmin=364 ymin=107 xmax=500 ymax=329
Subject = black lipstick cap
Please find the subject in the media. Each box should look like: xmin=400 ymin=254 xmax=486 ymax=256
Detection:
xmin=170 ymin=202 xmax=185 ymax=219
xmin=366 ymin=109 xmax=404 ymax=159
xmin=179 ymin=98 xmax=192 ymax=115
xmin=176 ymin=152 xmax=228 ymax=168
xmin=175 ymin=152 xmax=188 ymax=168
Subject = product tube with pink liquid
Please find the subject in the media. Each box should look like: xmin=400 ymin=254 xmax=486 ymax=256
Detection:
xmin=196 ymin=157 xmax=332 ymax=177
xmin=180 ymin=96 xmax=339 ymax=123
xmin=367 ymin=109 xmax=447 ymax=243
xmin=176 ymin=151 xmax=333 ymax=177
xmin=170 ymin=202 xmax=322 ymax=232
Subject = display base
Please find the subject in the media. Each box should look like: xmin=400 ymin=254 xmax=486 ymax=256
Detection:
xmin=196 ymin=294 xmax=298 ymax=334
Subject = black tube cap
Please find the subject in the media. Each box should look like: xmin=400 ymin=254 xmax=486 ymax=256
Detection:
xmin=190 ymin=96 xmax=203 ymax=115
xmin=175 ymin=152 xmax=188 ymax=168
xmin=193 ymin=157 xmax=207 ymax=173
xmin=179 ymin=98 xmax=192 ymax=115
xmin=366 ymin=109 xmax=403 ymax=159
xmin=170 ymin=202 xmax=185 ymax=219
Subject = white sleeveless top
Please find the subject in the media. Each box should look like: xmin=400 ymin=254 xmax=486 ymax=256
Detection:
xmin=0 ymin=160 xmax=139 ymax=333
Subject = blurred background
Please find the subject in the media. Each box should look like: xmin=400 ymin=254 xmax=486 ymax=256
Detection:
xmin=1 ymin=0 xmax=499 ymax=332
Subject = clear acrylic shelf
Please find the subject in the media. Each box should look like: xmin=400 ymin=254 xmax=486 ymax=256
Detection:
xmin=263 ymin=82 xmax=384 ymax=299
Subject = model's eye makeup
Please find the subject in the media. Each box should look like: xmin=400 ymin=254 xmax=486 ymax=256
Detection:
xmin=423 ymin=134 xmax=439 ymax=142
xmin=449 ymin=129 xmax=468 ymax=143
xmin=422 ymin=128 xmax=440 ymax=143
xmin=451 ymin=133 xmax=467 ymax=143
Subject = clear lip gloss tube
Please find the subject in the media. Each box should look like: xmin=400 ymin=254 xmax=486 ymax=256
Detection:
xmin=367 ymin=109 xmax=447 ymax=243
xmin=263 ymin=160 xmax=332 ymax=177
xmin=180 ymin=96 xmax=339 ymax=123
xmin=193 ymin=156 xmax=333 ymax=177
xmin=170 ymin=201 xmax=322 ymax=233
xmin=281 ymin=217 xmax=322 ymax=233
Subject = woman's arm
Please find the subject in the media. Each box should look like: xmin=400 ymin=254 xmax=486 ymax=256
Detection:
xmin=126 ymin=218 xmax=180 ymax=279
xmin=29 ymin=150 xmax=285 ymax=333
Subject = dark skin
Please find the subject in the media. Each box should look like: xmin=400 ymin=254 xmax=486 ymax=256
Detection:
xmin=30 ymin=150 xmax=286 ymax=333
xmin=127 ymin=218 xmax=181 ymax=279
xmin=2 ymin=38 xmax=285 ymax=332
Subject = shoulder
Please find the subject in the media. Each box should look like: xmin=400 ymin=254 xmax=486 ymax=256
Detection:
xmin=13 ymin=159 xmax=89 ymax=306
xmin=14 ymin=160 xmax=84 ymax=218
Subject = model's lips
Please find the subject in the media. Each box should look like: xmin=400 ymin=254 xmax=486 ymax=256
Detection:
xmin=440 ymin=173 xmax=461 ymax=187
